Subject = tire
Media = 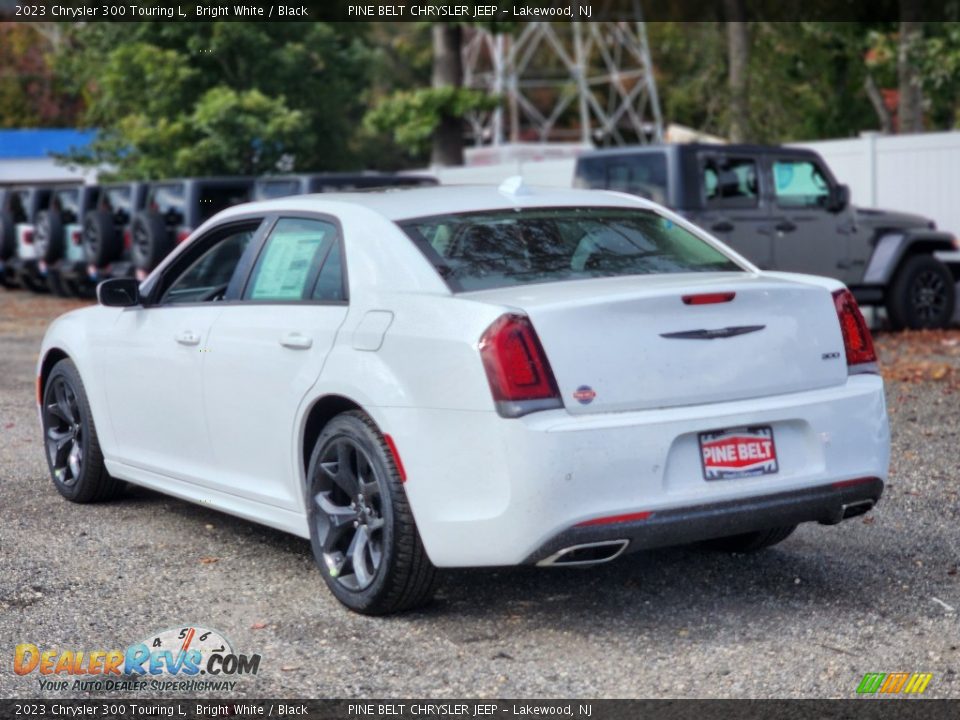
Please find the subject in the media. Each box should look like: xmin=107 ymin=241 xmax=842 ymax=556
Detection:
xmin=886 ymin=255 xmax=956 ymax=330
xmin=46 ymin=271 xmax=75 ymax=298
xmin=34 ymin=210 xmax=65 ymax=264
xmin=0 ymin=210 xmax=15 ymax=261
xmin=83 ymin=210 xmax=122 ymax=266
xmin=20 ymin=271 xmax=49 ymax=294
xmin=130 ymin=211 xmax=173 ymax=272
xmin=699 ymin=525 xmax=797 ymax=553
xmin=306 ymin=411 xmax=437 ymax=615
xmin=41 ymin=359 xmax=122 ymax=503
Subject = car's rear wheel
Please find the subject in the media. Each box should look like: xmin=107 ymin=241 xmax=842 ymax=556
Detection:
xmin=41 ymin=359 xmax=121 ymax=503
xmin=887 ymin=255 xmax=955 ymax=330
xmin=699 ymin=525 xmax=797 ymax=553
xmin=306 ymin=411 xmax=437 ymax=615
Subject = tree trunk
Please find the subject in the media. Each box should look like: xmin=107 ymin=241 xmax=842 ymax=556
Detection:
xmin=898 ymin=10 xmax=924 ymax=133
xmin=724 ymin=3 xmax=750 ymax=142
xmin=431 ymin=23 xmax=464 ymax=167
xmin=864 ymin=73 xmax=894 ymax=134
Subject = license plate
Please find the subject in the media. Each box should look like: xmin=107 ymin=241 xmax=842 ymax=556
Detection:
xmin=699 ymin=426 xmax=778 ymax=480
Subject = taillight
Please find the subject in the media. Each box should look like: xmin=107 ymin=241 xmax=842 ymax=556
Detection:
xmin=682 ymin=292 xmax=735 ymax=305
xmin=832 ymin=289 xmax=877 ymax=374
xmin=479 ymin=314 xmax=562 ymax=418
xmin=123 ymin=229 xmax=132 ymax=250
xmin=176 ymin=229 xmax=191 ymax=244
xmin=24 ymin=229 xmax=34 ymax=244
xmin=70 ymin=230 xmax=82 ymax=246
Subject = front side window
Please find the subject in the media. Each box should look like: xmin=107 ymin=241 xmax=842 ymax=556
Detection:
xmin=400 ymin=207 xmax=742 ymax=293
xmin=702 ymin=156 xmax=759 ymax=209
xmin=245 ymin=218 xmax=342 ymax=302
xmin=773 ymin=160 xmax=830 ymax=209
xmin=162 ymin=228 xmax=255 ymax=304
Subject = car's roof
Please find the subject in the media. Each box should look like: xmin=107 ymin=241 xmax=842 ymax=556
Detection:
xmin=216 ymin=183 xmax=653 ymax=223
xmin=579 ymin=142 xmax=818 ymax=159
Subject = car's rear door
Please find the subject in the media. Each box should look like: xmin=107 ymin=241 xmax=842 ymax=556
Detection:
xmin=97 ymin=219 xmax=265 ymax=482
xmin=201 ymin=215 xmax=349 ymax=511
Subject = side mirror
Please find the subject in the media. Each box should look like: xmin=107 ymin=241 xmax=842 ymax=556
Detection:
xmin=828 ymin=183 xmax=850 ymax=213
xmin=97 ymin=277 xmax=140 ymax=307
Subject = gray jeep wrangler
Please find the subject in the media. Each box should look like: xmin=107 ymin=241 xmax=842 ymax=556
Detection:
xmin=575 ymin=143 xmax=960 ymax=329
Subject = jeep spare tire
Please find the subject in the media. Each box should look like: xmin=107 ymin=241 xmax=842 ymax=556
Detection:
xmin=34 ymin=210 xmax=65 ymax=264
xmin=0 ymin=210 xmax=19 ymax=260
xmin=131 ymin=211 xmax=173 ymax=271
xmin=83 ymin=210 xmax=121 ymax=267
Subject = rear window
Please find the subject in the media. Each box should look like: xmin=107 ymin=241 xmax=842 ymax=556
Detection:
xmin=199 ymin=185 xmax=250 ymax=222
xmin=576 ymin=153 xmax=669 ymax=204
xmin=256 ymin=180 xmax=301 ymax=200
xmin=102 ymin=186 xmax=133 ymax=224
xmin=399 ymin=207 xmax=742 ymax=292
xmin=149 ymin=184 xmax=186 ymax=224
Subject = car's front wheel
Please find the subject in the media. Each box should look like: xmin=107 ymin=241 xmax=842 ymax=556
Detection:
xmin=41 ymin=359 xmax=122 ymax=502
xmin=306 ymin=411 xmax=437 ymax=615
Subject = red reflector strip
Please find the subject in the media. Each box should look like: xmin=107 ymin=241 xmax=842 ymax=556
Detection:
xmin=682 ymin=292 xmax=735 ymax=305
xmin=831 ymin=477 xmax=879 ymax=489
xmin=576 ymin=511 xmax=652 ymax=527
xmin=36 ymin=376 xmax=42 ymax=406
xmin=383 ymin=434 xmax=407 ymax=483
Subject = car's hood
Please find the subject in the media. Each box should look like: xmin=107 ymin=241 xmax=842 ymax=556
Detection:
xmin=854 ymin=206 xmax=934 ymax=231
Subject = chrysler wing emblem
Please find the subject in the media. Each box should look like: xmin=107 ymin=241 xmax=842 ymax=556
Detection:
xmin=660 ymin=325 xmax=766 ymax=340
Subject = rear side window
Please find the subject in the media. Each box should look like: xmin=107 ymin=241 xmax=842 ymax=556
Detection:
xmin=199 ymin=185 xmax=251 ymax=222
xmin=245 ymin=217 xmax=342 ymax=302
xmin=773 ymin=159 xmax=830 ymax=209
xmin=256 ymin=180 xmax=300 ymax=200
xmin=400 ymin=207 xmax=741 ymax=292
xmin=702 ymin=156 xmax=759 ymax=209
xmin=576 ymin=153 xmax=669 ymax=205
xmin=149 ymin=184 xmax=186 ymax=225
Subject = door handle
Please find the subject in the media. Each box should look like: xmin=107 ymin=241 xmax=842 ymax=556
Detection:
xmin=280 ymin=332 xmax=313 ymax=350
xmin=175 ymin=331 xmax=200 ymax=346
xmin=775 ymin=221 xmax=797 ymax=234
xmin=711 ymin=221 xmax=734 ymax=233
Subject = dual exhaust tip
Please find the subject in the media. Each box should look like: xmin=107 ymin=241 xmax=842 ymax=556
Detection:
xmin=537 ymin=540 xmax=629 ymax=567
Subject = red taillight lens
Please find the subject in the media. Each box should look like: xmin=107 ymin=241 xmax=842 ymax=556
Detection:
xmin=479 ymin=314 xmax=562 ymax=417
xmin=176 ymin=230 xmax=191 ymax=244
xmin=682 ymin=292 xmax=735 ymax=305
xmin=832 ymin=288 xmax=877 ymax=373
xmin=123 ymin=229 xmax=132 ymax=250
xmin=70 ymin=230 xmax=82 ymax=246
xmin=24 ymin=229 xmax=34 ymax=244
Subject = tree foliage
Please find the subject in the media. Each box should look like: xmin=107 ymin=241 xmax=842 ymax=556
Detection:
xmin=55 ymin=23 xmax=371 ymax=179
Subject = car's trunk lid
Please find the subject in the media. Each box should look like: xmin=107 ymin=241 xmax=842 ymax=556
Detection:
xmin=464 ymin=273 xmax=847 ymax=414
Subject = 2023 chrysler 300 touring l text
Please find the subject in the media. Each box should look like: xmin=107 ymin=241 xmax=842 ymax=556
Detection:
xmin=37 ymin=182 xmax=890 ymax=614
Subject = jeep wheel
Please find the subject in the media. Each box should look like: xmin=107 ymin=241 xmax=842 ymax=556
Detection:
xmin=35 ymin=211 xmax=65 ymax=264
xmin=887 ymin=255 xmax=956 ymax=330
xmin=131 ymin=211 xmax=173 ymax=272
xmin=83 ymin=210 xmax=122 ymax=267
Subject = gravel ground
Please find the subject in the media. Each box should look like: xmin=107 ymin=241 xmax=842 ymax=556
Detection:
xmin=1 ymin=289 xmax=958 ymax=700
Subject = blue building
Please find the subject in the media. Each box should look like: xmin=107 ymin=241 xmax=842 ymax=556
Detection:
xmin=0 ymin=129 xmax=98 ymax=185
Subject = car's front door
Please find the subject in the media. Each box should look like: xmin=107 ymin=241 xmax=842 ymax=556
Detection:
xmin=98 ymin=220 xmax=264 ymax=482
xmin=766 ymin=156 xmax=853 ymax=282
xmin=201 ymin=216 xmax=349 ymax=511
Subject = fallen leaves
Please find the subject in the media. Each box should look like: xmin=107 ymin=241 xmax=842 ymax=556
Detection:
xmin=251 ymin=622 xmax=268 ymax=630
xmin=199 ymin=556 xmax=219 ymax=564
xmin=875 ymin=329 xmax=960 ymax=391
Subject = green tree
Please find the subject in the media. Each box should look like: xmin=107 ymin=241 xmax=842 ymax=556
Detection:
xmin=56 ymin=23 xmax=372 ymax=178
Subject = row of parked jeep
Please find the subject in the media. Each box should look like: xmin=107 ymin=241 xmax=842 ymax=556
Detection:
xmin=0 ymin=173 xmax=437 ymax=298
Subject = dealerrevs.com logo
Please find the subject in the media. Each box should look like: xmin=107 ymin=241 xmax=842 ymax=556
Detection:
xmin=14 ymin=626 xmax=261 ymax=693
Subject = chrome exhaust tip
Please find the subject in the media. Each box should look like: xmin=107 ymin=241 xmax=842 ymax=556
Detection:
xmin=841 ymin=499 xmax=874 ymax=520
xmin=537 ymin=540 xmax=629 ymax=567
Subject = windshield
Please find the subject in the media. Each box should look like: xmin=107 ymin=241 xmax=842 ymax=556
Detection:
xmin=399 ymin=207 xmax=742 ymax=292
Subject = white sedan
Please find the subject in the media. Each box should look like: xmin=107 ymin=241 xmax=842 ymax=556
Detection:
xmin=37 ymin=181 xmax=890 ymax=614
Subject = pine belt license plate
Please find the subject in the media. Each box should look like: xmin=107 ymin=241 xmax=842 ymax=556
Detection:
xmin=699 ymin=426 xmax=778 ymax=480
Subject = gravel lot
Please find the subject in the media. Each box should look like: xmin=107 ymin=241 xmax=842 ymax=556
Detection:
xmin=1 ymin=289 xmax=958 ymax=700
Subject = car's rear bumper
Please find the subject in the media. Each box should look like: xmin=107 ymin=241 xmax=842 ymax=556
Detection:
xmin=381 ymin=374 xmax=890 ymax=568
xmin=523 ymin=477 xmax=883 ymax=565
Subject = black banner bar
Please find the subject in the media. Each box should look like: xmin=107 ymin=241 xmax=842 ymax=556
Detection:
xmin=3 ymin=0 xmax=960 ymax=22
